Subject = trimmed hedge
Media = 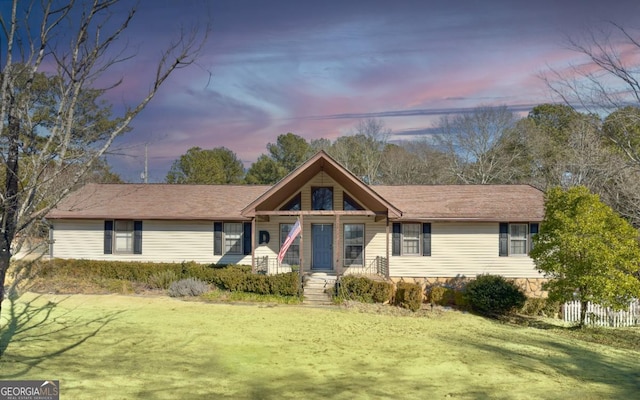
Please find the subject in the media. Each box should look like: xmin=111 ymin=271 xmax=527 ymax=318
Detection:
xmin=464 ymin=274 xmax=526 ymax=317
xmin=41 ymin=259 xmax=228 ymax=282
xmin=335 ymin=275 xmax=394 ymax=303
xmin=427 ymin=285 xmax=468 ymax=308
xmin=210 ymin=266 xmax=300 ymax=296
xmin=394 ymin=281 xmax=423 ymax=312
xmin=41 ymin=259 xmax=298 ymax=296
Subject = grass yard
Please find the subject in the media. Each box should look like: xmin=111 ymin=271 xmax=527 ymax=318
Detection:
xmin=1 ymin=293 xmax=639 ymax=399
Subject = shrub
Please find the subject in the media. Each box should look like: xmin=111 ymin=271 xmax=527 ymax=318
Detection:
xmin=211 ymin=266 xmax=252 ymax=291
xmin=147 ymin=270 xmax=179 ymax=289
xmin=427 ymin=285 xmax=468 ymax=308
xmin=453 ymin=290 xmax=468 ymax=309
xmin=337 ymin=276 xmax=374 ymax=302
xmin=268 ymin=272 xmax=301 ymax=296
xmin=335 ymin=276 xmax=393 ymax=304
xmin=520 ymin=298 xmax=561 ymax=317
xmin=209 ymin=266 xmax=300 ymax=297
xmin=394 ymin=281 xmax=422 ymax=312
xmin=168 ymin=278 xmax=210 ymax=297
xmin=428 ymin=286 xmax=446 ymax=305
xmin=464 ymin=274 xmax=526 ymax=317
xmin=371 ymin=280 xmax=394 ymax=303
xmin=43 ymin=259 xmax=253 ymax=284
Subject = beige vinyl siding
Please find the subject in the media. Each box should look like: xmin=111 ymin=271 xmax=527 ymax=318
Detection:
xmin=51 ymin=219 xmax=252 ymax=264
xmin=389 ymin=222 xmax=542 ymax=279
xmin=51 ymin=220 xmax=104 ymax=260
xmin=253 ymin=217 xmax=285 ymax=262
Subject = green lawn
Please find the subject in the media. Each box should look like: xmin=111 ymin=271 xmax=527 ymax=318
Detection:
xmin=1 ymin=293 xmax=639 ymax=399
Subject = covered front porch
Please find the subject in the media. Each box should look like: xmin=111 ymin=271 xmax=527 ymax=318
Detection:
xmin=250 ymin=212 xmax=390 ymax=279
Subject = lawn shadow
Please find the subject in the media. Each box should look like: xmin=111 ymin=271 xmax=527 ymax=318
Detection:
xmin=0 ymin=294 xmax=124 ymax=378
xmin=441 ymin=322 xmax=640 ymax=398
xmin=241 ymin=359 xmax=498 ymax=399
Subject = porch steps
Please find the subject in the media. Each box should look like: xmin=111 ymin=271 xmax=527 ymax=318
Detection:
xmin=302 ymin=273 xmax=337 ymax=306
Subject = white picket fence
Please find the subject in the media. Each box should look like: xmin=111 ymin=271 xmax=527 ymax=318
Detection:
xmin=562 ymin=300 xmax=640 ymax=327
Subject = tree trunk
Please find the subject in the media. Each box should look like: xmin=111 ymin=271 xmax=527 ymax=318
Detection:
xmin=580 ymin=299 xmax=588 ymax=328
xmin=0 ymin=250 xmax=10 ymax=312
xmin=0 ymin=100 xmax=20 ymax=318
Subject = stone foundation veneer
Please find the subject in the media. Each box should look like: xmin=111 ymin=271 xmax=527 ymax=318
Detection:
xmin=390 ymin=276 xmax=549 ymax=298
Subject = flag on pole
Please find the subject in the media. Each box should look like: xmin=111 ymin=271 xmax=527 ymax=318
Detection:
xmin=277 ymin=218 xmax=301 ymax=263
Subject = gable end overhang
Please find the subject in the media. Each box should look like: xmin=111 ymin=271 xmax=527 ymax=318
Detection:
xmin=241 ymin=151 xmax=402 ymax=218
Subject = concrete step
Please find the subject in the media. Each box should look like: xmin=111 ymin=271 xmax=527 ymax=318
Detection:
xmin=303 ymin=274 xmax=335 ymax=306
xmin=301 ymin=272 xmax=336 ymax=305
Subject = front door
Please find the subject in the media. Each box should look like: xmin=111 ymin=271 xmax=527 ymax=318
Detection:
xmin=312 ymin=224 xmax=333 ymax=270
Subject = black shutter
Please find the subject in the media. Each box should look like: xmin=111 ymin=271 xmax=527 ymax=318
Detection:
xmin=422 ymin=223 xmax=431 ymax=256
xmin=529 ymin=223 xmax=539 ymax=252
xmin=243 ymin=222 xmax=252 ymax=255
xmin=499 ymin=222 xmax=509 ymax=257
xmin=392 ymin=223 xmax=401 ymax=256
xmin=214 ymin=222 xmax=223 ymax=255
xmin=104 ymin=220 xmax=113 ymax=254
xmin=133 ymin=221 xmax=143 ymax=254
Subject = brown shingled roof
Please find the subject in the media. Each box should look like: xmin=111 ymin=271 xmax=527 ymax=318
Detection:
xmin=372 ymin=185 xmax=544 ymax=221
xmin=46 ymin=183 xmax=270 ymax=220
xmin=47 ymin=181 xmax=544 ymax=222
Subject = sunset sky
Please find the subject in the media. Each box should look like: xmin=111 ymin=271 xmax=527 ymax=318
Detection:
xmin=86 ymin=0 xmax=640 ymax=182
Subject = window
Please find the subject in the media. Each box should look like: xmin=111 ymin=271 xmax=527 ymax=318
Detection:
xmin=280 ymin=223 xmax=301 ymax=265
xmin=402 ymin=223 xmax=420 ymax=255
xmin=312 ymin=187 xmax=333 ymax=210
xmin=214 ymin=222 xmax=251 ymax=256
xmin=114 ymin=220 xmax=134 ymax=253
xmin=499 ymin=222 xmax=538 ymax=256
xmin=509 ymin=224 xmax=528 ymax=255
xmin=104 ymin=220 xmax=142 ymax=255
xmin=344 ymin=224 xmax=364 ymax=266
xmin=392 ymin=223 xmax=431 ymax=256
xmin=343 ymin=193 xmax=364 ymax=211
xmin=224 ymin=223 xmax=243 ymax=254
xmin=280 ymin=193 xmax=301 ymax=211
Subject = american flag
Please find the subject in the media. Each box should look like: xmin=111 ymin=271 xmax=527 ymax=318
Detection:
xmin=277 ymin=218 xmax=301 ymax=263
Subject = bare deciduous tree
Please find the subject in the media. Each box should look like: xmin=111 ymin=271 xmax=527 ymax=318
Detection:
xmin=544 ymin=23 xmax=640 ymax=226
xmin=0 ymin=0 xmax=207 ymax=313
xmin=436 ymin=105 xmax=520 ymax=184
xmin=330 ymin=118 xmax=389 ymax=184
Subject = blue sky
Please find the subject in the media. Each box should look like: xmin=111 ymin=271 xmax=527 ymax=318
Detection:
xmin=85 ymin=0 xmax=640 ymax=182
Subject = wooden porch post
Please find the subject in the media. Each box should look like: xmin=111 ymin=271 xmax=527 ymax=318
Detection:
xmin=385 ymin=218 xmax=390 ymax=279
xmin=335 ymin=214 xmax=341 ymax=277
xmin=298 ymin=214 xmax=304 ymax=275
xmin=251 ymin=217 xmax=256 ymax=273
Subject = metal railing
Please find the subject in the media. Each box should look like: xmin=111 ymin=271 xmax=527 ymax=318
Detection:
xmin=255 ymin=256 xmax=299 ymax=275
xmin=256 ymin=255 xmax=389 ymax=279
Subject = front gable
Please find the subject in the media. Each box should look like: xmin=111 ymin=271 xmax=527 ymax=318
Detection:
xmin=241 ymin=151 xmax=401 ymax=219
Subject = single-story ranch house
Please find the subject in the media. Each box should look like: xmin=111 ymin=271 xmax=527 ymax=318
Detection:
xmin=46 ymin=151 xmax=546 ymax=294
